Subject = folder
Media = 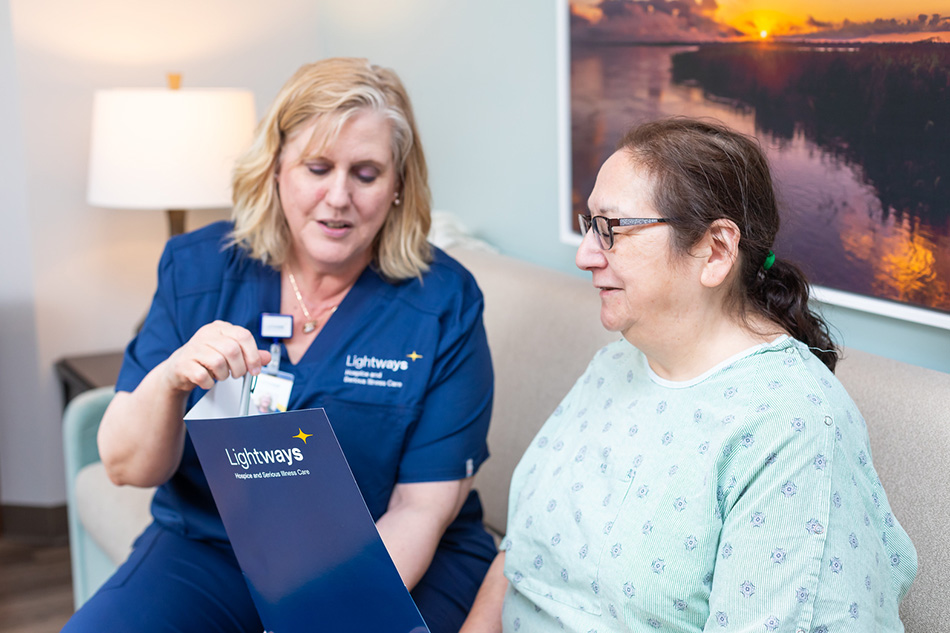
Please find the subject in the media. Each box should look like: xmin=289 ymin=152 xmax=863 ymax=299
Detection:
xmin=185 ymin=403 xmax=429 ymax=633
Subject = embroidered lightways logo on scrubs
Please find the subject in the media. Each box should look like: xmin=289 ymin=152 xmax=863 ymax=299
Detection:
xmin=342 ymin=351 xmax=422 ymax=389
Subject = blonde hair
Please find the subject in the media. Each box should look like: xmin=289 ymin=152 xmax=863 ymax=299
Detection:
xmin=229 ymin=58 xmax=432 ymax=281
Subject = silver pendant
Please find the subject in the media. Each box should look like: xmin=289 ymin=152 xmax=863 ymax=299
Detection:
xmin=302 ymin=321 xmax=317 ymax=334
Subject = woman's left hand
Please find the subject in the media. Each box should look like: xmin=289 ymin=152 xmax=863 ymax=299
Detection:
xmin=375 ymin=478 xmax=475 ymax=590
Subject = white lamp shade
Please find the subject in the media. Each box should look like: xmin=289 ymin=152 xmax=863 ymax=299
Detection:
xmin=87 ymin=88 xmax=256 ymax=210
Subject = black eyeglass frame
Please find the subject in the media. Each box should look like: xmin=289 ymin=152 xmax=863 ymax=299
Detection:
xmin=578 ymin=214 xmax=670 ymax=250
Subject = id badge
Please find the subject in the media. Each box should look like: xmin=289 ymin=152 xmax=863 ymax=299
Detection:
xmin=245 ymin=370 xmax=295 ymax=415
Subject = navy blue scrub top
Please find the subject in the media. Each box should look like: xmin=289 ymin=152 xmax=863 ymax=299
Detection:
xmin=116 ymin=221 xmax=493 ymax=542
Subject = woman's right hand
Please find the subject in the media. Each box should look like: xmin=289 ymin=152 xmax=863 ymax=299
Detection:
xmin=161 ymin=321 xmax=271 ymax=392
xmin=98 ymin=321 xmax=271 ymax=488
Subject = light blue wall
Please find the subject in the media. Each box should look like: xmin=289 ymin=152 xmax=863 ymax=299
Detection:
xmin=316 ymin=0 xmax=577 ymax=268
xmin=816 ymin=303 xmax=950 ymax=373
xmin=322 ymin=0 xmax=949 ymax=373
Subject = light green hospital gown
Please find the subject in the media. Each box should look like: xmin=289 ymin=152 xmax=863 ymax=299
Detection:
xmin=501 ymin=336 xmax=916 ymax=632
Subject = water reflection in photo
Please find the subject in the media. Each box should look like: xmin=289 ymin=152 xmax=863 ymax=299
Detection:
xmin=571 ymin=44 xmax=950 ymax=313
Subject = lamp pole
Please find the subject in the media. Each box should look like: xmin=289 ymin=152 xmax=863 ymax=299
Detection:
xmin=166 ymin=72 xmax=186 ymax=237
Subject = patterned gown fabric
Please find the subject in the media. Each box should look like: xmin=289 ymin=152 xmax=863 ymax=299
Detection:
xmin=501 ymin=336 xmax=916 ymax=633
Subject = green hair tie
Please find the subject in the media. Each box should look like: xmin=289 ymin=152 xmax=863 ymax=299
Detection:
xmin=763 ymin=250 xmax=776 ymax=271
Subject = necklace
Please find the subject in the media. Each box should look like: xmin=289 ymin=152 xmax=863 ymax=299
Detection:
xmin=287 ymin=271 xmax=337 ymax=334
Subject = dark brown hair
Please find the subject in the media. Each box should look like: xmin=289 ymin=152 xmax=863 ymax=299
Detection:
xmin=618 ymin=117 xmax=838 ymax=371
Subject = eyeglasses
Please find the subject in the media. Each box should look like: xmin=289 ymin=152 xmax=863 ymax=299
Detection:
xmin=578 ymin=214 xmax=669 ymax=250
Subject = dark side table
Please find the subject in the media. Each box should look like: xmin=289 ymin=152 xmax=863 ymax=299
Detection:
xmin=54 ymin=351 xmax=124 ymax=409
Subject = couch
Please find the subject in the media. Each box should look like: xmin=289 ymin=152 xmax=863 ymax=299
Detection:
xmin=64 ymin=247 xmax=950 ymax=631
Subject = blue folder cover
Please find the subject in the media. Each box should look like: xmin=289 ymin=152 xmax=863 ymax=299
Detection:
xmin=185 ymin=407 xmax=429 ymax=633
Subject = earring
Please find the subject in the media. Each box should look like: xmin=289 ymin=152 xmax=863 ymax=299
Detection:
xmin=393 ymin=191 xmax=402 ymax=206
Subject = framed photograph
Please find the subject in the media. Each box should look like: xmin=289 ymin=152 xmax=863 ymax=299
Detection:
xmin=559 ymin=1 xmax=950 ymax=328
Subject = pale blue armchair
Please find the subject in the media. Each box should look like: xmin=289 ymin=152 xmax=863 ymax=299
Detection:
xmin=63 ymin=386 xmax=154 ymax=610
xmin=63 ymin=386 xmax=116 ymax=607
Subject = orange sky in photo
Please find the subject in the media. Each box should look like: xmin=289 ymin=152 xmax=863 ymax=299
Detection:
xmin=716 ymin=0 xmax=948 ymax=36
xmin=572 ymin=0 xmax=950 ymax=38
xmin=716 ymin=1 xmax=947 ymax=25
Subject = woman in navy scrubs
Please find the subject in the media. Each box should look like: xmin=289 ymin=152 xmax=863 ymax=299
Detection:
xmin=64 ymin=58 xmax=496 ymax=633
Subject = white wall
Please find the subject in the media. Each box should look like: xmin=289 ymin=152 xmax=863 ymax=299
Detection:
xmin=314 ymin=0 xmax=576 ymax=269
xmin=0 ymin=1 xmax=45 ymax=505
xmin=1 ymin=0 xmax=946 ymax=510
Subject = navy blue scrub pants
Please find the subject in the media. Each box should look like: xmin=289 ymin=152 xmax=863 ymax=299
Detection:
xmin=63 ymin=493 xmax=495 ymax=633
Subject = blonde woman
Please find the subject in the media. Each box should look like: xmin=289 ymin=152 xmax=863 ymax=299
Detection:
xmin=65 ymin=58 xmax=496 ymax=633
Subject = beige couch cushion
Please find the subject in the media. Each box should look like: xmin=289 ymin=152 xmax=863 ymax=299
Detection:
xmin=835 ymin=347 xmax=950 ymax=630
xmin=75 ymin=462 xmax=154 ymax=565
xmin=449 ymin=248 xmax=618 ymax=535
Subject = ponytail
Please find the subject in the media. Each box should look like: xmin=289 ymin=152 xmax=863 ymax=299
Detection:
xmin=746 ymin=257 xmax=838 ymax=372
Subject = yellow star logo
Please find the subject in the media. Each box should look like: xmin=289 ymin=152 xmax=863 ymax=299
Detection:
xmin=407 ymin=351 xmax=423 ymax=362
xmin=293 ymin=428 xmax=313 ymax=444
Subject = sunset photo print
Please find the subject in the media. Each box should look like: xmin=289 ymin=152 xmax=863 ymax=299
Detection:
xmin=568 ymin=0 xmax=950 ymax=318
